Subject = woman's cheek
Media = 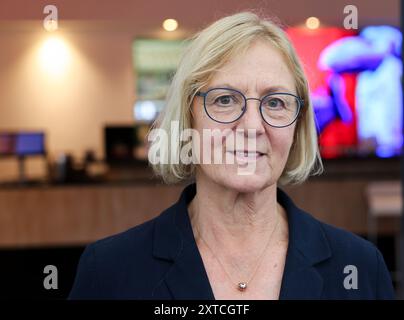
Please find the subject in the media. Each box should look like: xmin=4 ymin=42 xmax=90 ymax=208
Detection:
xmin=268 ymin=129 xmax=294 ymax=163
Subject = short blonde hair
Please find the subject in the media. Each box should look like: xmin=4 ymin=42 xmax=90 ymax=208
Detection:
xmin=149 ymin=11 xmax=323 ymax=185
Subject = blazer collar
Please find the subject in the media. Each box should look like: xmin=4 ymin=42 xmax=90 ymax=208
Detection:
xmin=153 ymin=183 xmax=331 ymax=299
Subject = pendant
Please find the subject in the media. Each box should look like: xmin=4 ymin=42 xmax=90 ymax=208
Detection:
xmin=238 ymin=282 xmax=247 ymax=291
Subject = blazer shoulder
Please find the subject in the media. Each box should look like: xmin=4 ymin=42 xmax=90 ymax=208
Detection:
xmin=296 ymin=207 xmax=377 ymax=259
xmin=314 ymin=218 xmax=394 ymax=298
xmin=295 ymin=208 xmax=380 ymax=267
xmin=90 ymin=215 xmax=157 ymax=256
xmin=319 ymin=220 xmax=376 ymax=255
xmin=69 ymin=211 xmax=172 ymax=299
xmin=89 ymin=201 xmax=177 ymax=258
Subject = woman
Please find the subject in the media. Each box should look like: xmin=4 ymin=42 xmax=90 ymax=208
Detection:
xmin=69 ymin=12 xmax=395 ymax=299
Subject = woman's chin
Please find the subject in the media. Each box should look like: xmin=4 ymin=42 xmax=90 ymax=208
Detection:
xmin=220 ymin=172 xmax=270 ymax=193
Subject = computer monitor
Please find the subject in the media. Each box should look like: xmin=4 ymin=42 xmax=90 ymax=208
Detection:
xmin=15 ymin=132 xmax=45 ymax=156
xmin=0 ymin=132 xmax=45 ymax=157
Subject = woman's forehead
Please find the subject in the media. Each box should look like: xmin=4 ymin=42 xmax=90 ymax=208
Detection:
xmin=205 ymin=81 xmax=294 ymax=95
xmin=206 ymin=43 xmax=295 ymax=93
xmin=207 ymin=73 xmax=295 ymax=95
xmin=221 ymin=40 xmax=289 ymax=70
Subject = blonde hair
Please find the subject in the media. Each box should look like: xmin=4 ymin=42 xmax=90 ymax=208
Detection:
xmin=149 ymin=11 xmax=323 ymax=185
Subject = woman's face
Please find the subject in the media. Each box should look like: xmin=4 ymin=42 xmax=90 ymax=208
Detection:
xmin=191 ymin=40 xmax=297 ymax=193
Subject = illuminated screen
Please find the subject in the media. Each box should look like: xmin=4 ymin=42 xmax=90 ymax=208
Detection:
xmin=0 ymin=132 xmax=45 ymax=156
xmin=15 ymin=133 xmax=45 ymax=156
xmin=287 ymin=26 xmax=402 ymax=159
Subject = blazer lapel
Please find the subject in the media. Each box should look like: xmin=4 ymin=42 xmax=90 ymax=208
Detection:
xmin=163 ymin=240 xmax=216 ymax=299
xmin=279 ymin=247 xmax=325 ymax=299
xmin=277 ymin=188 xmax=332 ymax=299
xmin=152 ymin=183 xmax=215 ymax=299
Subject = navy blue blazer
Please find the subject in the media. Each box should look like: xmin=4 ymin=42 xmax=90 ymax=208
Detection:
xmin=69 ymin=183 xmax=395 ymax=299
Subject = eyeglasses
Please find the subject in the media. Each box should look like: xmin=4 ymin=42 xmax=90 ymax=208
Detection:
xmin=196 ymin=87 xmax=304 ymax=128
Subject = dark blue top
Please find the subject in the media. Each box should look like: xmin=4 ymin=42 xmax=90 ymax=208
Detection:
xmin=69 ymin=183 xmax=395 ymax=299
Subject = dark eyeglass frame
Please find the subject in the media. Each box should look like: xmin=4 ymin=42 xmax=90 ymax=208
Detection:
xmin=196 ymin=87 xmax=305 ymax=128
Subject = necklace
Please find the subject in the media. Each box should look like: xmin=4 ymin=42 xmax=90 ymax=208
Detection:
xmin=195 ymin=216 xmax=280 ymax=292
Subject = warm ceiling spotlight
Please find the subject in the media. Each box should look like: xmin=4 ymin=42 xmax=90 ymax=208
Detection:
xmin=38 ymin=36 xmax=70 ymax=75
xmin=306 ymin=17 xmax=320 ymax=30
xmin=163 ymin=18 xmax=178 ymax=32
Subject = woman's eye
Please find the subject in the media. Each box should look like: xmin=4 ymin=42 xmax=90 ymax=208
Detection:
xmin=266 ymin=98 xmax=285 ymax=109
xmin=215 ymin=95 xmax=236 ymax=105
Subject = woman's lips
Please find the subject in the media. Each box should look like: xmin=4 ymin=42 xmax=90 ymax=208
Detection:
xmin=226 ymin=150 xmax=266 ymax=164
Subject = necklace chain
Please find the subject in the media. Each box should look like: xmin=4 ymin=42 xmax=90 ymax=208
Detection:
xmin=196 ymin=216 xmax=280 ymax=292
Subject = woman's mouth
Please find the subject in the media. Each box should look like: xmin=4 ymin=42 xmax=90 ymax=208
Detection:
xmin=226 ymin=150 xmax=266 ymax=164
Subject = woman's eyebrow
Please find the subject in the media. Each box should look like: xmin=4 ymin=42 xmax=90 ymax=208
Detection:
xmin=206 ymin=83 xmax=293 ymax=94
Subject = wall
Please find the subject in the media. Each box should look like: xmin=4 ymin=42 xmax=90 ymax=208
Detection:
xmin=0 ymin=23 xmax=136 ymax=180
xmin=0 ymin=0 xmax=400 ymax=181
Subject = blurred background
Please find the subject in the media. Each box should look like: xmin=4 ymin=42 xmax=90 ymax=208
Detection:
xmin=0 ymin=0 xmax=402 ymax=299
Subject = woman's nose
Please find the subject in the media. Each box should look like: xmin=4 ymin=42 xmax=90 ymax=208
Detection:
xmin=236 ymin=98 xmax=266 ymax=134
